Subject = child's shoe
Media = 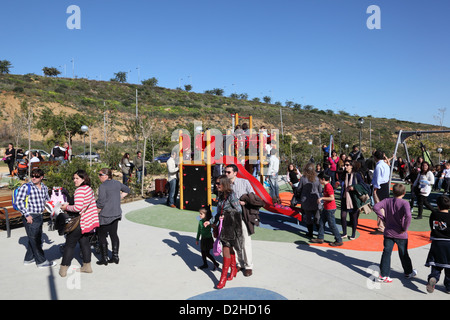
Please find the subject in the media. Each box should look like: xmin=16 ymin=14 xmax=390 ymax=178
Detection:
xmin=378 ymin=276 xmax=393 ymax=283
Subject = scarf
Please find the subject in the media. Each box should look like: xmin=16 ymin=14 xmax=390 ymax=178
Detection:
xmin=344 ymin=173 xmax=354 ymax=210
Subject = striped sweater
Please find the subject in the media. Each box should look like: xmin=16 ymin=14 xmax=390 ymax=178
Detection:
xmin=66 ymin=185 xmax=99 ymax=234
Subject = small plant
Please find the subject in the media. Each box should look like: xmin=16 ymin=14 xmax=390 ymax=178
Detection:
xmin=8 ymin=178 xmax=22 ymax=190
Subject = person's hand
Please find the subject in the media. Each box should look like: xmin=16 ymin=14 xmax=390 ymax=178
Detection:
xmin=25 ymin=215 xmax=33 ymax=224
xmin=239 ymin=201 xmax=246 ymax=206
xmin=60 ymin=203 xmax=68 ymax=211
xmin=203 ymin=221 xmax=210 ymax=228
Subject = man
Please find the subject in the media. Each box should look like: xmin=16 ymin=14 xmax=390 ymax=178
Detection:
xmin=372 ymin=150 xmax=391 ymax=233
xmin=349 ymin=145 xmax=364 ymax=162
xmin=17 ymin=168 xmax=55 ymax=268
xmin=51 ymin=143 xmax=65 ymax=161
xmin=29 ymin=151 xmax=40 ymax=164
xmin=166 ymin=151 xmax=179 ymax=208
xmin=135 ymin=151 xmax=144 ymax=184
xmin=266 ymin=148 xmax=280 ymax=204
xmin=225 ymin=164 xmax=255 ymax=276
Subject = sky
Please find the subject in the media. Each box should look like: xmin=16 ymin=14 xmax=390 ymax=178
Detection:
xmin=1 ymin=0 xmax=450 ymax=127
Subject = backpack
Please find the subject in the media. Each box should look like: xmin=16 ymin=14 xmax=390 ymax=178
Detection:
xmin=12 ymin=183 xmax=32 ymax=210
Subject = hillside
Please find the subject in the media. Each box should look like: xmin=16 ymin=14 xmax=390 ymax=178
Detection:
xmin=1 ymin=73 xmax=449 ymax=163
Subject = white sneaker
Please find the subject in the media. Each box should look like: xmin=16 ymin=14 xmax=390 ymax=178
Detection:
xmin=405 ymin=269 xmax=418 ymax=279
xmin=37 ymin=260 xmax=57 ymax=268
xmin=23 ymin=259 xmax=35 ymax=265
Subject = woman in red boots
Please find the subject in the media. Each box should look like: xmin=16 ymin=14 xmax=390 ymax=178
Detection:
xmin=212 ymin=175 xmax=243 ymax=289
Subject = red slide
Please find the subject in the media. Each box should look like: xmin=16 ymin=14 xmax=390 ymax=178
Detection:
xmin=220 ymin=156 xmax=302 ymax=222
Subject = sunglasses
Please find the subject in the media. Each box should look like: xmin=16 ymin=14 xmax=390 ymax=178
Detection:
xmin=31 ymin=174 xmax=42 ymax=178
xmin=98 ymin=173 xmax=106 ymax=176
xmin=344 ymin=164 xmax=352 ymax=167
xmin=215 ymin=182 xmax=221 ymax=185
xmin=225 ymin=171 xmax=233 ymax=174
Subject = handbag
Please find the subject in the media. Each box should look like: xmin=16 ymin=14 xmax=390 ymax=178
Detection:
xmin=64 ymin=215 xmax=81 ymax=234
xmin=213 ymin=217 xmax=223 ymax=256
xmin=63 ymin=202 xmax=90 ymax=234
xmin=290 ymin=194 xmax=299 ymax=207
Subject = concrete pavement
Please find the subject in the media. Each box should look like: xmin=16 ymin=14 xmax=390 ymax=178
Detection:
xmin=0 ymin=198 xmax=449 ymax=301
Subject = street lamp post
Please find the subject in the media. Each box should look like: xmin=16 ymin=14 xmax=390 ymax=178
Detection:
xmin=337 ymin=128 xmax=341 ymax=152
xmin=358 ymin=117 xmax=364 ymax=151
xmin=437 ymin=147 xmax=443 ymax=164
xmin=80 ymin=125 xmax=91 ymax=166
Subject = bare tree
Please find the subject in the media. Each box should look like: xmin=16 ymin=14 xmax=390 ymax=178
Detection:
xmin=434 ymin=107 xmax=447 ymax=144
xmin=138 ymin=113 xmax=156 ymax=197
xmin=20 ymin=100 xmax=34 ymax=177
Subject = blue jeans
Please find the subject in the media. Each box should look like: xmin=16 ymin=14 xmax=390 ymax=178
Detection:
xmin=167 ymin=179 xmax=178 ymax=206
xmin=317 ymin=209 xmax=342 ymax=242
xmin=136 ymin=170 xmax=142 ymax=184
xmin=22 ymin=214 xmax=47 ymax=264
xmin=268 ymin=174 xmax=279 ymax=199
xmin=428 ymin=266 xmax=450 ymax=290
xmin=380 ymin=237 xmax=413 ymax=277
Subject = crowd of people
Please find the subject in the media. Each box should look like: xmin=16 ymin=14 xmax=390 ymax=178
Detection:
xmin=4 ymin=136 xmax=450 ymax=293
xmin=14 ymin=167 xmax=130 ymax=277
xmin=194 ymin=141 xmax=450 ymax=291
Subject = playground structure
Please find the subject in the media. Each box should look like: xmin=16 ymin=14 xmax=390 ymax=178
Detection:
xmin=389 ymin=129 xmax=450 ymax=186
xmin=174 ymin=114 xmax=302 ymax=222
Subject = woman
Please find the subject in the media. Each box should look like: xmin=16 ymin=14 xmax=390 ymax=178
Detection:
xmin=413 ymin=161 xmax=435 ymax=219
xmin=59 ymin=170 xmax=100 ymax=277
xmin=287 ymin=163 xmax=301 ymax=191
xmin=296 ymin=163 xmax=322 ymax=238
xmin=63 ymin=142 xmax=72 ymax=163
xmin=340 ymin=160 xmax=366 ymax=239
xmin=4 ymin=143 xmax=15 ymax=176
xmin=120 ymin=153 xmax=132 ymax=185
xmin=96 ymin=168 xmax=130 ymax=265
xmin=327 ymin=150 xmax=339 ymax=188
xmin=337 ymin=153 xmax=347 ymax=183
xmin=212 ymin=174 xmax=243 ymax=289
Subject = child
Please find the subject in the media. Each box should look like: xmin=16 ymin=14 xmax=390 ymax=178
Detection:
xmin=425 ymin=195 xmax=450 ymax=293
xmin=440 ymin=162 xmax=450 ymax=195
xmin=196 ymin=206 xmax=219 ymax=270
xmin=373 ymin=183 xmax=417 ymax=283
xmin=311 ymin=172 xmax=343 ymax=246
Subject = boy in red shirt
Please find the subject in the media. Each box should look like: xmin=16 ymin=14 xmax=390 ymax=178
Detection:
xmin=311 ymin=172 xmax=343 ymax=246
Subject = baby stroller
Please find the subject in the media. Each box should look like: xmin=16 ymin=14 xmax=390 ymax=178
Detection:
xmin=15 ymin=158 xmax=28 ymax=180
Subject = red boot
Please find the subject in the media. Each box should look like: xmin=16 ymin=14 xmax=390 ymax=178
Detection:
xmin=227 ymin=254 xmax=237 ymax=280
xmin=216 ymin=257 xmax=231 ymax=289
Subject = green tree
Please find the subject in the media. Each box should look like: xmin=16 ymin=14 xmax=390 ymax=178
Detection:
xmin=142 ymin=77 xmax=158 ymax=87
xmin=0 ymin=60 xmax=12 ymax=74
xmin=263 ymin=96 xmax=271 ymax=104
xmin=184 ymin=84 xmax=192 ymax=92
xmin=35 ymin=106 xmax=92 ymax=146
xmin=42 ymin=67 xmax=61 ymax=77
xmin=111 ymin=71 xmax=127 ymax=83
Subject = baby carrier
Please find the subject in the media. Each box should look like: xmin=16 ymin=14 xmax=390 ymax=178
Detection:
xmin=45 ymin=187 xmax=68 ymax=232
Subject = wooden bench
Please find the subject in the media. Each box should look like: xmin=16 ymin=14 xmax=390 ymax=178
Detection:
xmin=30 ymin=161 xmax=60 ymax=170
xmin=0 ymin=195 xmax=23 ymax=238
xmin=0 ymin=194 xmax=51 ymax=238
